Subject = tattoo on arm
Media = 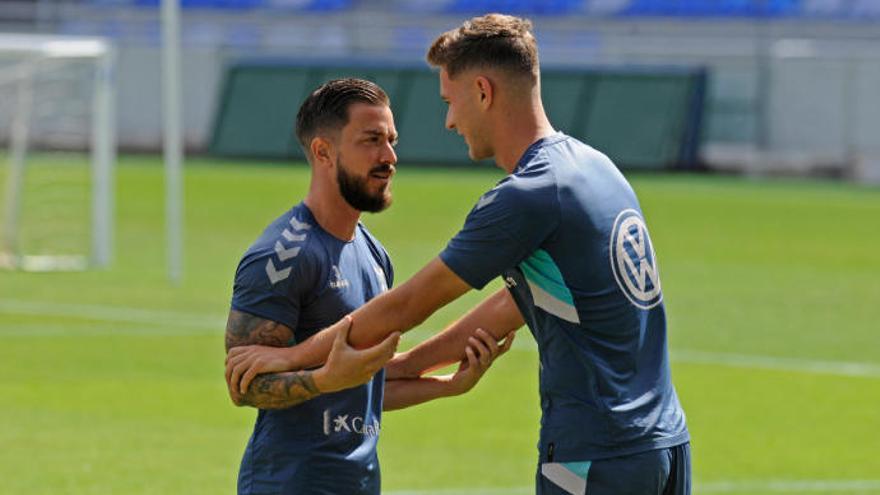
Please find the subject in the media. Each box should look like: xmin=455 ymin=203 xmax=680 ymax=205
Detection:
xmin=238 ymin=370 xmax=321 ymax=409
xmin=225 ymin=309 xmax=295 ymax=351
xmin=224 ymin=309 xmax=317 ymax=408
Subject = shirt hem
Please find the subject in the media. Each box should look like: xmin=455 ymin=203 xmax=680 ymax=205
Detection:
xmin=438 ymin=250 xmax=490 ymax=290
xmin=546 ymin=430 xmax=691 ymax=463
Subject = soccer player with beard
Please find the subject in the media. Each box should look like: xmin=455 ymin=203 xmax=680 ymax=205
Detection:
xmin=224 ymin=78 xmax=513 ymax=495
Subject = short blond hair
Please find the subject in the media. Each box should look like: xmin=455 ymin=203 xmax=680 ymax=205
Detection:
xmin=426 ymin=13 xmax=538 ymax=83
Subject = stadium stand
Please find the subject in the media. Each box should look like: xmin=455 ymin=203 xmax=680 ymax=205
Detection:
xmin=1 ymin=0 xmax=876 ymax=178
xmin=446 ymin=0 xmax=583 ymax=15
xmin=128 ymin=0 xmax=352 ymax=10
xmin=53 ymin=0 xmax=878 ymax=17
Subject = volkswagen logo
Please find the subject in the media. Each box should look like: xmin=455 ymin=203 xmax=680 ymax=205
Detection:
xmin=609 ymin=209 xmax=663 ymax=309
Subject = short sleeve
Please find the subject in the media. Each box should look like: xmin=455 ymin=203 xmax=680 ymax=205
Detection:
xmin=440 ymin=172 xmax=558 ymax=290
xmin=230 ymin=248 xmax=315 ymax=330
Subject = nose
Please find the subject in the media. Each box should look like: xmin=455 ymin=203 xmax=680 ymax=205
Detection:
xmin=380 ymin=140 xmax=397 ymax=165
xmin=445 ymin=108 xmax=455 ymax=131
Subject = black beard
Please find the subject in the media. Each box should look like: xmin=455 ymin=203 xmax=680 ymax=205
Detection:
xmin=336 ymin=156 xmax=392 ymax=213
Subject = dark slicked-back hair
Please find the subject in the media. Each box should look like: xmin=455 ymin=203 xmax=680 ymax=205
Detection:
xmin=295 ymin=78 xmax=389 ymax=153
xmin=426 ymin=13 xmax=538 ymax=83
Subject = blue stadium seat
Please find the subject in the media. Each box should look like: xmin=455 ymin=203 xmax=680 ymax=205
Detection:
xmin=133 ymin=0 xmax=264 ymax=8
xmin=303 ymin=0 xmax=352 ymax=12
xmin=97 ymin=0 xmax=875 ymax=18
xmin=446 ymin=0 xmax=582 ymax=15
xmin=622 ymin=0 xmax=803 ymax=17
xmin=799 ymin=0 xmax=880 ymax=18
xmin=130 ymin=0 xmax=351 ymax=10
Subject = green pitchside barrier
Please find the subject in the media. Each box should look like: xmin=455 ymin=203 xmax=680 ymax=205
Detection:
xmin=210 ymin=62 xmax=706 ymax=170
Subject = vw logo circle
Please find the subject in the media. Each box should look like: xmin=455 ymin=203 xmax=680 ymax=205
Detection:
xmin=609 ymin=209 xmax=663 ymax=309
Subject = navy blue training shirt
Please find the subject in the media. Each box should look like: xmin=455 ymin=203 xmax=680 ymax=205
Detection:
xmin=440 ymin=133 xmax=689 ymax=464
xmin=231 ymin=202 xmax=393 ymax=495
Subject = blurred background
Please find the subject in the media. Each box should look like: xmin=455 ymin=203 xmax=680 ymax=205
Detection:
xmin=1 ymin=0 xmax=879 ymax=178
xmin=0 ymin=1 xmax=878 ymax=494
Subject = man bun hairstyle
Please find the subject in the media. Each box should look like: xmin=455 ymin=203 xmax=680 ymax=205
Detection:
xmin=426 ymin=13 xmax=538 ymax=83
xmin=295 ymin=78 xmax=389 ymax=152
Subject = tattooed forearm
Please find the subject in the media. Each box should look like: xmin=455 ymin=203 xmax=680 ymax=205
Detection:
xmin=225 ymin=309 xmax=295 ymax=351
xmin=224 ymin=310 xmax=316 ymax=408
xmin=237 ymin=370 xmax=321 ymax=409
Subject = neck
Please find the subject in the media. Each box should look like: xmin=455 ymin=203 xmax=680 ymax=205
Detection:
xmin=303 ymin=182 xmax=361 ymax=241
xmin=492 ymin=93 xmax=555 ymax=173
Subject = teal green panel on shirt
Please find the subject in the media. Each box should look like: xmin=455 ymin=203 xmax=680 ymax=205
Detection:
xmin=564 ymin=461 xmax=592 ymax=480
xmin=519 ymin=249 xmax=575 ymax=305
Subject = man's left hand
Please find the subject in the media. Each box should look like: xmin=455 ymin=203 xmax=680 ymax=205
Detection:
xmin=445 ymin=328 xmax=515 ymax=396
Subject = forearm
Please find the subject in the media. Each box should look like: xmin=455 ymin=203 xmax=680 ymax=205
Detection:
xmin=382 ymin=376 xmax=455 ymax=411
xmin=224 ymin=309 xmax=303 ymax=406
xmin=286 ymin=257 xmax=471 ymax=369
xmin=392 ymin=288 xmax=523 ymax=378
xmin=281 ymin=289 xmax=412 ymax=371
xmin=235 ymin=369 xmax=321 ymax=409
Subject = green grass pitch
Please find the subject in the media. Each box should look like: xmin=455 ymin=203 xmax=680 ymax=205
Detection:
xmin=0 ymin=155 xmax=878 ymax=494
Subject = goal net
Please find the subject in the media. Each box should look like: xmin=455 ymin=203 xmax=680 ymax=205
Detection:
xmin=0 ymin=34 xmax=115 ymax=271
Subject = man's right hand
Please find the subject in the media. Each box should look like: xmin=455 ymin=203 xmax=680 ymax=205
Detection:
xmin=313 ymin=315 xmax=401 ymax=394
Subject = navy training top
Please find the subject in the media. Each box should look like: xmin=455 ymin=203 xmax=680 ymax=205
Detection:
xmin=231 ymin=202 xmax=393 ymax=495
xmin=440 ymin=133 xmax=689 ymax=462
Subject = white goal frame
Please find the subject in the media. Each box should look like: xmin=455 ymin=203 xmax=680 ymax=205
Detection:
xmin=0 ymin=33 xmax=115 ymax=271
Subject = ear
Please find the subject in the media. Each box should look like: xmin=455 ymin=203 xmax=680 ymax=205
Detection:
xmin=474 ymin=75 xmax=494 ymax=110
xmin=309 ymin=136 xmax=334 ymax=168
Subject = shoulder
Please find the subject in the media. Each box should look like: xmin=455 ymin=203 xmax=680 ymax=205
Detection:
xmin=234 ymin=206 xmax=324 ymax=293
xmin=493 ymin=151 xmax=559 ymax=212
xmin=549 ymin=134 xmax=620 ymax=176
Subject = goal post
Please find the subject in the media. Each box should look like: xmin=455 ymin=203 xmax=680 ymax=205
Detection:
xmin=0 ymin=34 xmax=116 ymax=271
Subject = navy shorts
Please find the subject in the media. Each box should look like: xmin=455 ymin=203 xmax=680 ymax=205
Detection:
xmin=537 ymin=442 xmax=691 ymax=495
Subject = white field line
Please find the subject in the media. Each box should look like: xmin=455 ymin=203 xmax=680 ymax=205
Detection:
xmin=1 ymin=299 xmax=879 ymax=379
xmin=0 ymin=298 xmax=224 ymax=332
xmin=700 ymin=479 xmax=880 ymax=492
xmin=672 ymin=349 xmax=880 ymax=379
xmin=386 ymin=479 xmax=880 ymax=494
xmin=0 ymin=323 xmax=220 ymax=337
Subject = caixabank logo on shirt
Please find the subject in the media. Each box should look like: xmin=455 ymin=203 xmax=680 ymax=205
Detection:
xmin=323 ymin=409 xmax=380 ymax=438
xmin=609 ymin=209 xmax=663 ymax=310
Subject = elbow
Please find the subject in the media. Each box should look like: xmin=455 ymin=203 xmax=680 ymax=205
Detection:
xmin=228 ymin=389 xmax=245 ymax=407
xmin=227 ymin=382 xmax=252 ymax=407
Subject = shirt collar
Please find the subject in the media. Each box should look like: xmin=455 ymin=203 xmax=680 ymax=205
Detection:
xmin=513 ymin=132 xmax=567 ymax=173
